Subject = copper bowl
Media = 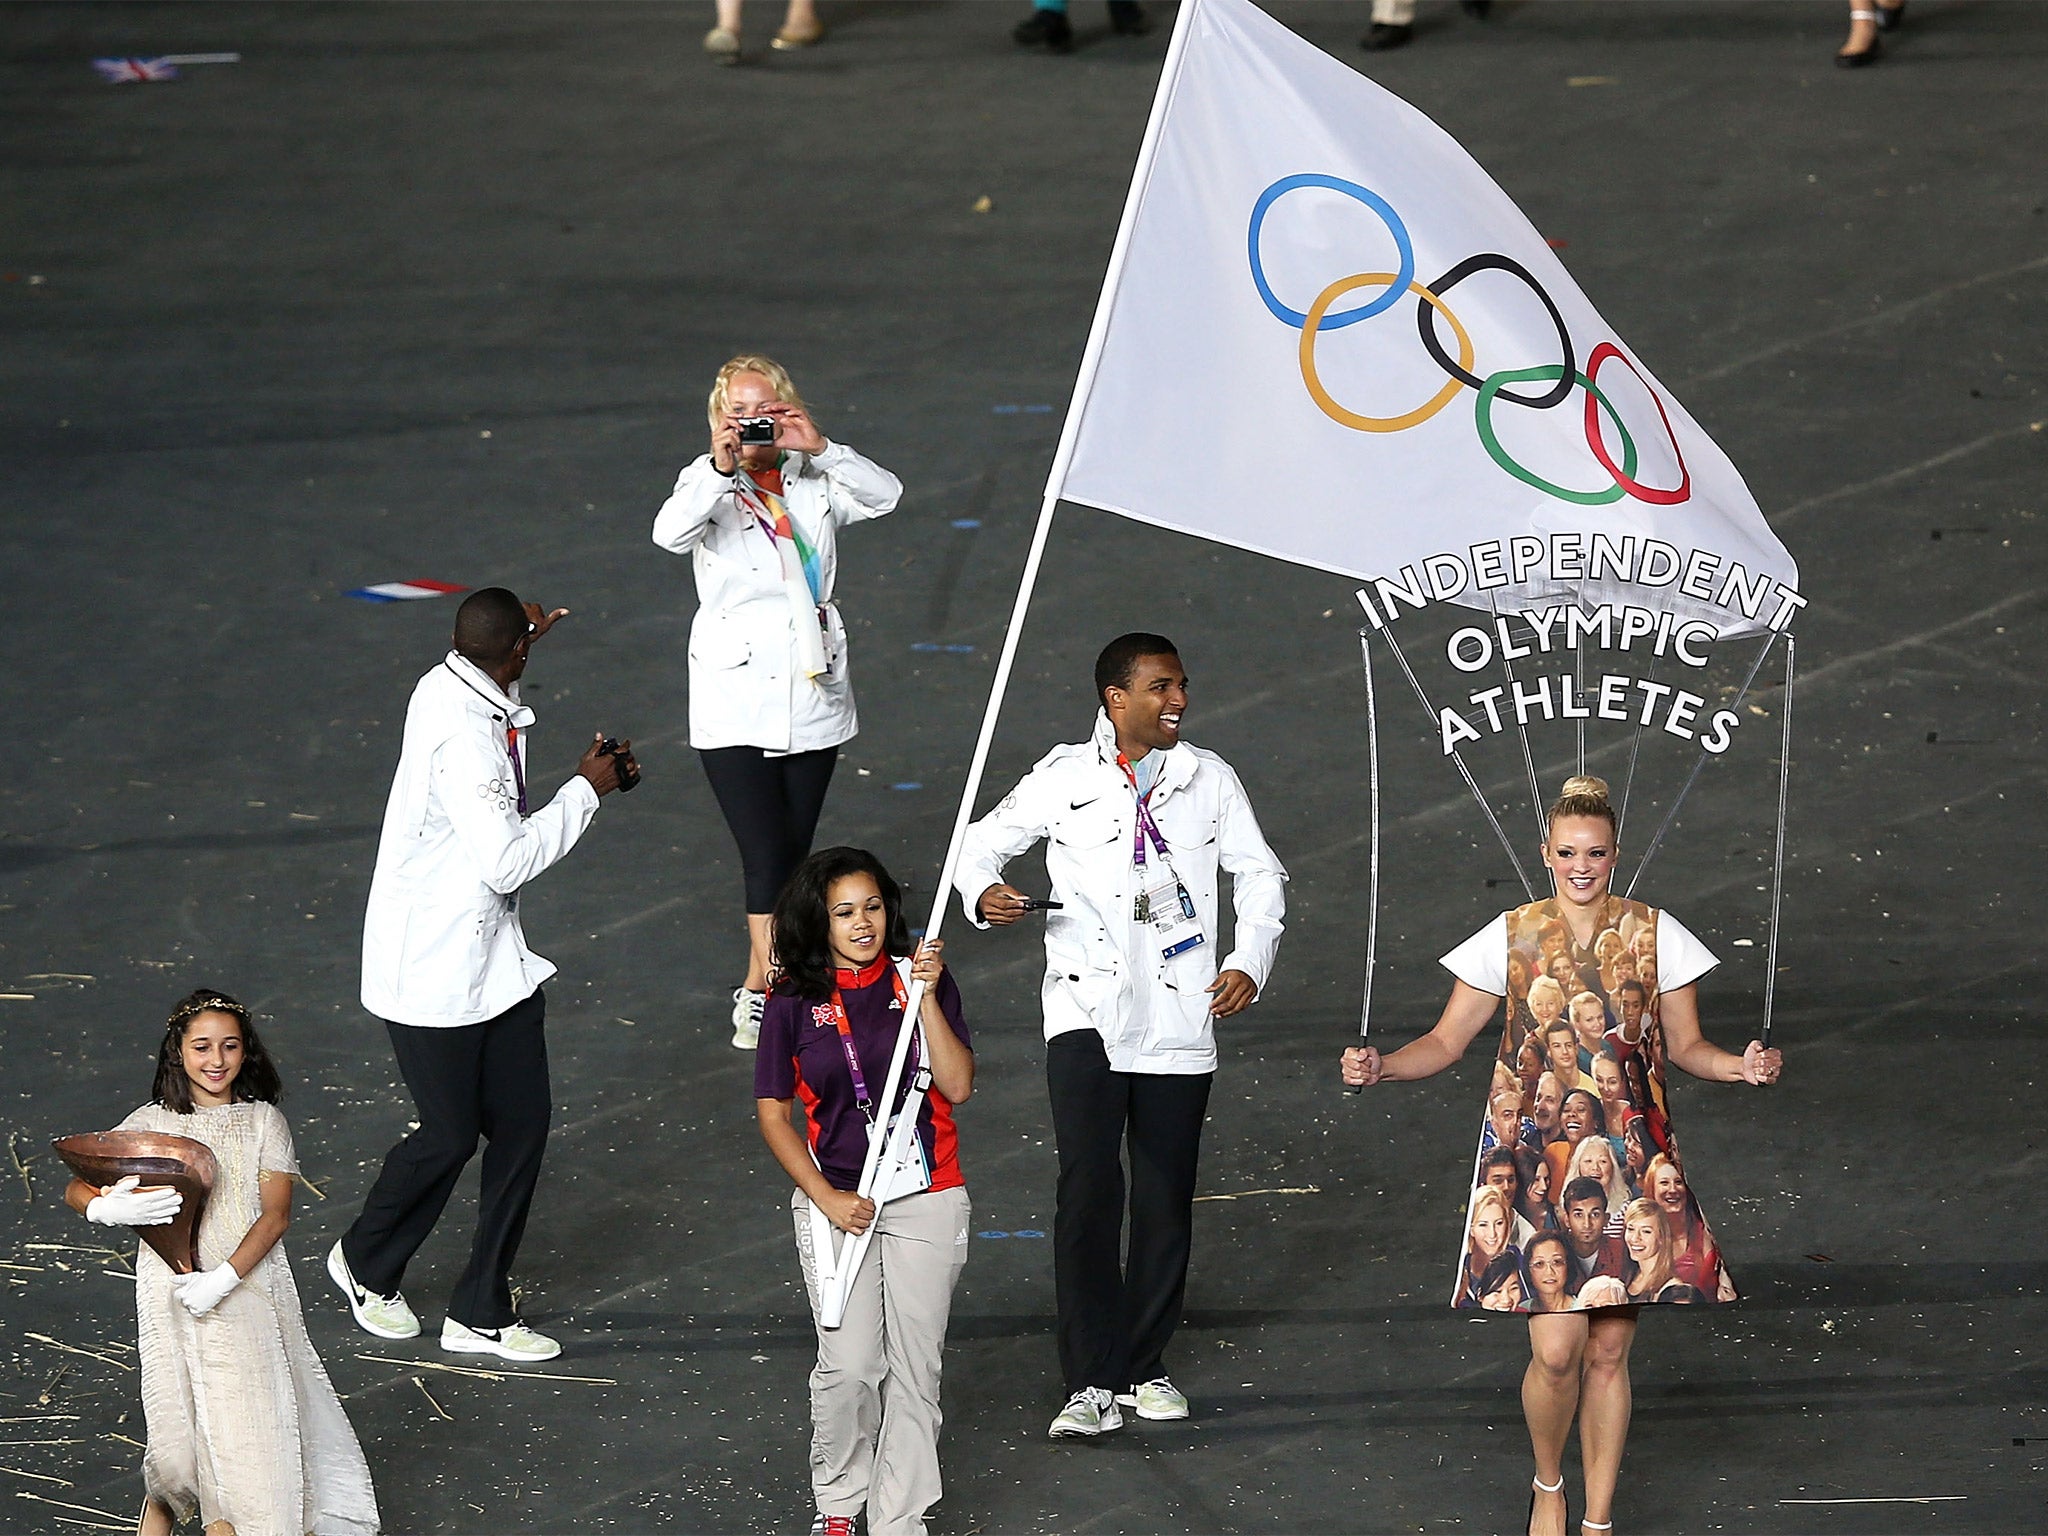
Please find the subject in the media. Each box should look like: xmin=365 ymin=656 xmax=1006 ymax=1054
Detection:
xmin=53 ymin=1131 xmax=217 ymax=1275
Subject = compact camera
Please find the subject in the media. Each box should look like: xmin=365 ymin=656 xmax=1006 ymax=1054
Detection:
xmin=736 ymin=415 xmax=779 ymax=446
xmin=597 ymin=737 xmax=640 ymax=792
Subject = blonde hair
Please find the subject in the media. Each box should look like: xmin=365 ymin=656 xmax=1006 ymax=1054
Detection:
xmin=1568 ymin=1134 xmax=1630 ymax=1213
xmin=706 ymin=354 xmax=808 ymax=431
xmin=1545 ymin=774 xmax=1617 ymax=839
xmin=1622 ymin=1197 xmax=1675 ymax=1296
xmin=1528 ymin=975 xmax=1566 ymax=1023
xmin=1465 ymin=1185 xmax=1514 ymax=1262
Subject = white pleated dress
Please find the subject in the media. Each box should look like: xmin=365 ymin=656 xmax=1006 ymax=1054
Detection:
xmin=117 ymin=1101 xmax=378 ymax=1536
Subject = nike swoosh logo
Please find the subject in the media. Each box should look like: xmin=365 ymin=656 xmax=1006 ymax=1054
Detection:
xmin=1068 ymin=797 xmax=1100 ymax=810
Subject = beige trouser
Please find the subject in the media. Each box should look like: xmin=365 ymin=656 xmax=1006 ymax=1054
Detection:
xmin=1373 ymin=0 xmax=1417 ymax=22
xmin=792 ymin=1185 xmax=971 ymax=1536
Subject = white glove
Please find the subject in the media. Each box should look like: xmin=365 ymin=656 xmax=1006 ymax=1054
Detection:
xmin=85 ymin=1175 xmax=182 ymax=1228
xmin=170 ymin=1260 xmax=241 ymax=1318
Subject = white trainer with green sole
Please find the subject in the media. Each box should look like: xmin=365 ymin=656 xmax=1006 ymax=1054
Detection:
xmin=326 ymin=1240 xmax=420 ymax=1340
xmin=1048 ymin=1386 xmax=1123 ymax=1438
xmin=440 ymin=1316 xmax=562 ymax=1362
xmin=1116 ymin=1377 xmax=1190 ymax=1420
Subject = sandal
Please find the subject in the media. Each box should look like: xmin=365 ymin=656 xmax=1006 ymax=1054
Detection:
xmin=702 ymin=25 xmax=742 ymax=63
xmin=1528 ymin=1473 xmax=1567 ymax=1536
xmin=1836 ymin=9 xmax=1882 ymax=66
xmin=1875 ymin=0 xmax=1906 ymax=31
xmin=772 ymin=18 xmax=826 ymax=49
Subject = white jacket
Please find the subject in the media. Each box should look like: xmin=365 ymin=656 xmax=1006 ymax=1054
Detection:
xmin=651 ymin=442 xmax=902 ymax=753
xmin=360 ymin=653 xmax=599 ymax=1028
xmin=955 ymin=712 xmax=1288 ymax=1074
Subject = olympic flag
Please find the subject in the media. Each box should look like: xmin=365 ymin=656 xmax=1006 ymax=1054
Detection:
xmin=1053 ymin=0 xmax=1797 ymax=635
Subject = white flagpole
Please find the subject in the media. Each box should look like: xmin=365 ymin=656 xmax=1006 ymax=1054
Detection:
xmin=816 ymin=0 xmax=1211 ymax=1329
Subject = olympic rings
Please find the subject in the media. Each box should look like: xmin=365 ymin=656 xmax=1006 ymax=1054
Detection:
xmin=1248 ymin=173 xmax=1693 ymax=508
xmin=1584 ymin=342 xmax=1691 ymax=505
xmin=1475 ymin=365 xmax=1637 ymax=506
xmin=1301 ymin=273 xmax=1474 ymax=433
xmin=1248 ymin=174 xmax=1415 ymax=330
xmin=1417 ymin=253 xmax=1575 ymax=409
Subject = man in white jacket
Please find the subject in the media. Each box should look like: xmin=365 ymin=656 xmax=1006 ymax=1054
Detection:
xmin=330 ymin=587 xmax=636 ymax=1363
xmin=957 ymin=633 xmax=1287 ymax=1439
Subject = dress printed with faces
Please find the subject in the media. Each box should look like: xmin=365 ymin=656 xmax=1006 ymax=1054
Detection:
xmin=1440 ymin=896 xmax=1734 ymax=1311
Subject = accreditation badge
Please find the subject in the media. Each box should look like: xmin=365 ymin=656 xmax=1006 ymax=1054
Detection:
xmin=1140 ymin=870 xmax=1206 ymax=959
xmin=868 ymin=1108 xmax=934 ymax=1202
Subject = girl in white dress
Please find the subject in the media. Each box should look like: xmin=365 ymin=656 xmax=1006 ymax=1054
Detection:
xmin=65 ymin=990 xmax=378 ymax=1536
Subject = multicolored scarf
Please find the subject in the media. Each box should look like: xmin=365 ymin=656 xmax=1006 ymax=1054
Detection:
xmin=735 ymin=464 xmax=830 ymax=681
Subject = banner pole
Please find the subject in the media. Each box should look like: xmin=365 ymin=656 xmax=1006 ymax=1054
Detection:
xmin=1342 ymin=627 xmax=1380 ymax=1096
xmin=817 ymin=0 xmax=1209 ymax=1328
xmin=1760 ymin=634 xmax=1795 ymax=1049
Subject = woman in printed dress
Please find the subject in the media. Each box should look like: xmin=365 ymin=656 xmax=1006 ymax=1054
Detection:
xmin=1342 ymin=776 xmax=1781 ymax=1536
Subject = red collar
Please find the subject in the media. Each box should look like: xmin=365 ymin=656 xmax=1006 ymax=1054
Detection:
xmin=832 ymin=953 xmax=892 ymax=989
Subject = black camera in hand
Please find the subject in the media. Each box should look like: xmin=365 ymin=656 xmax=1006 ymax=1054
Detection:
xmin=736 ymin=415 xmax=779 ymax=447
xmin=597 ymin=738 xmax=640 ymax=792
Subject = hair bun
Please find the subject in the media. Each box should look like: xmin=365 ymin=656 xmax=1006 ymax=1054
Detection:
xmin=1559 ymin=775 xmax=1610 ymax=804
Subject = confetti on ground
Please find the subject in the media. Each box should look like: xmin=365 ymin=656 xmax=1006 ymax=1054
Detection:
xmin=950 ymin=518 xmax=982 ymax=529
xmin=990 ymin=404 xmax=1055 ymax=415
xmin=1568 ymin=75 xmax=1617 ymax=87
xmin=909 ymin=643 xmax=975 ymax=654
xmin=346 ymin=579 xmax=468 ymax=604
xmin=889 ymin=782 xmax=923 ymax=792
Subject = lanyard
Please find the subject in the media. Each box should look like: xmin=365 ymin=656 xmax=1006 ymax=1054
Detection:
xmin=440 ymin=661 xmax=531 ymax=819
xmin=1116 ymin=753 xmax=1172 ymax=871
xmin=504 ymin=723 xmax=528 ymax=818
xmin=826 ymin=963 xmax=913 ymax=1123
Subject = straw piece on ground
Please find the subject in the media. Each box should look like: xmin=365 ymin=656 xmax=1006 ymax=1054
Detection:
xmin=0 ymin=1466 xmax=74 ymax=1486
xmin=413 ymin=1376 xmax=453 ymax=1421
xmin=354 ymin=1352 xmax=615 ymax=1386
xmin=24 ymin=1334 xmax=134 ymax=1372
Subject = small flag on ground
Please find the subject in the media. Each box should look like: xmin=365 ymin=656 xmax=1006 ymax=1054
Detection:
xmin=95 ymin=57 xmax=181 ymax=82
xmin=92 ymin=52 xmax=240 ymax=83
xmin=346 ymin=580 xmax=469 ymax=604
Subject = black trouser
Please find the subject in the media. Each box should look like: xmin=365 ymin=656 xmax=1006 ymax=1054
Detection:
xmin=1045 ymin=1029 xmax=1213 ymax=1394
xmin=341 ymin=988 xmax=549 ymax=1329
xmin=698 ymin=745 xmax=839 ymax=913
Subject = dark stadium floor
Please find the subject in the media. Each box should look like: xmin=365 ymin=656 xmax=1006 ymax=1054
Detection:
xmin=1 ymin=2 xmax=2043 ymax=1530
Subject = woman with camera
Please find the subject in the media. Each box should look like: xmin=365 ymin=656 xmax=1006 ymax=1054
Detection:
xmin=653 ymin=355 xmax=902 ymax=1049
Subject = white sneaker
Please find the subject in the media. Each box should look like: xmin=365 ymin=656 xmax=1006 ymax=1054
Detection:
xmin=440 ymin=1316 xmax=562 ymax=1362
xmin=731 ymin=987 xmax=765 ymax=1050
xmin=1048 ymin=1386 xmax=1123 ymax=1438
xmin=1116 ymin=1376 xmax=1190 ymax=1420
xmin=326 ymin=1240 xmax=420 ymax=1339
